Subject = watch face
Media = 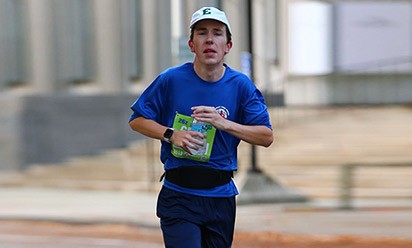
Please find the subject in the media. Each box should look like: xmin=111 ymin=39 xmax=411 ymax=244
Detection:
xmin=164 ymin=128 xmax=174 ymax=138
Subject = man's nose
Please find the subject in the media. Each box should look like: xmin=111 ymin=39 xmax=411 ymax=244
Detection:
xmin=206 ymin=35 xmax=214 ymax=43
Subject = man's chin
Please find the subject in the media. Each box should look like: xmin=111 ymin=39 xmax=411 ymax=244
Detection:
xmin=202 ymin=58 xmax=222 ymax=65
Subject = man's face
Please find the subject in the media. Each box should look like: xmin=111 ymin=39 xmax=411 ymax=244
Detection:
xmin=189 ymin=19 xmax=232 ymax=66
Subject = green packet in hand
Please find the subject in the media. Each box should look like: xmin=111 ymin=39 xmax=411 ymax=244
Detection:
xmin=171 ymin=112 xmax=216 ymax=162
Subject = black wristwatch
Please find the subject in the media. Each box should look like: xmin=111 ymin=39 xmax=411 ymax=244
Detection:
xmin=163 ymin=128 xmax=174 ymax=143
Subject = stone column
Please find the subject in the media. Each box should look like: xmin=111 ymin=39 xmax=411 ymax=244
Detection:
xmin=25 ymin=0 xmax=58 ymax=92
xmin=222 ymin=0 xmax=249 ymax=71
xmin=93 ymin=0 xmax=128 ymax=93
xmin=157 ymin=1 xmax=172 ymax=72
xmin=139 ymin=0 xmax=157 ymax=84
xmin=252 ymin=0 xmax=272 ymax=90
xmin=279 ymin=0 xmax=289 ymax=81
xmin=140 ymin=0 xmax=172 ymax=85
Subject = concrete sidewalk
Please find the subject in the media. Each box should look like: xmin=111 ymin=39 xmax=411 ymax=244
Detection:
xmin=1 ymin=187 xmax=412 ymax=239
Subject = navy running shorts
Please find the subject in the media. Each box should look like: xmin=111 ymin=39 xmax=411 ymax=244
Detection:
xmin=156 ymin=186 xmax=236 ymax=248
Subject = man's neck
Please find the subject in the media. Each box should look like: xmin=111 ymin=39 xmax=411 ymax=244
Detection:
xmin=193 ymin=62 xmax=226 ymax=82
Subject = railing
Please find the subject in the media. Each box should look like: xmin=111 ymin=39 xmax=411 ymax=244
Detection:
xmin=339 ymin=162 xmax=412 ymax=209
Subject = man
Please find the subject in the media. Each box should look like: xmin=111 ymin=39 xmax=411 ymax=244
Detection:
xmin=129 ymin=6 xmax=273 ymax=248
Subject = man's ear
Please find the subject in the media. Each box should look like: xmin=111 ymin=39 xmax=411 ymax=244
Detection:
xmin=224 ymin=41 xmax=233 ymax=54
xmin=188 ymin=40 xmax=195 ymax=53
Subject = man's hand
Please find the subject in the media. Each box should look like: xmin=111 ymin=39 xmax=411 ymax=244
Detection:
xmin=190 ymin=106 xmax=227 ymax=130
xmin=170 ymin=129 xmax=205 ymax=154
xmin=190 ymin=105 xmax=273 ymax=147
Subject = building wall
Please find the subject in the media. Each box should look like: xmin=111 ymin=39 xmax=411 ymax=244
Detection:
xmin=1 ymin=0 xmax=411 ymax=97
xmin=0 ymin=0 xmax=166 ymax=170
xmin=286 ymin=74 xmax=412 ymax=105
xmin=1 ymin=0 xmax=412 ymax=170
xmin=285 ymin=0 xmax=412 ymax=105
xmin=0 ymin=95 xmax=23 ymax=170
xmin=19 ymin=94 xmax=143 ymax=167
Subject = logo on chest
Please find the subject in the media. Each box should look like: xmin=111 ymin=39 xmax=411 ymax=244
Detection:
xmin=216 ymin=106 xmax=230 ymax=119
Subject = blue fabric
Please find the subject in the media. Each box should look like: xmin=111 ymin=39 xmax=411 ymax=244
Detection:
xmin=129 ymin=62 xmax=271 ymax=197
xmin=157 ymin=187 xmax=236 ymax=248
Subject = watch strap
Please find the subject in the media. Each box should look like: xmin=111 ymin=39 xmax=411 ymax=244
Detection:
xmin=163 ymin=127 xmax=174 ymax=143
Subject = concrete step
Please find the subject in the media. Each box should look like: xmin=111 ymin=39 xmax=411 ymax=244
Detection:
xmin=0 ymin=142 xmax=164 ymax=191
xmin=1 ymin=106 xmax=412 ymax=204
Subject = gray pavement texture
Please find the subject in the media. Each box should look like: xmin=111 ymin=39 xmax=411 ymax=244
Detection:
xmin=0 ymin=233 xmax=162 ymax=248
xmin=0 ymin=187 xmax=412 ymax=239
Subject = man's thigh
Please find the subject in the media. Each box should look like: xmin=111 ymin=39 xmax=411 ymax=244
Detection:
xmin=161 ymin=217 xmax=201 ymax=248
xmin=157 ymin=187 xmax=235 ymax=247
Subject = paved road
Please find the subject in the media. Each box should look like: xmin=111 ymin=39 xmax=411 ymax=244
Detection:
xmin=0 ymin=234 xmax=162 ymax=248
xmin=2 ymin=219 xmax=412 ymax=248
xmin=0 ymin=220 xmax=163 ymax=248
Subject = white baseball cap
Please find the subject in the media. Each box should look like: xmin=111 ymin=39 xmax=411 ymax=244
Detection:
xmin=190 ymin=7 xmax=232 ymax=35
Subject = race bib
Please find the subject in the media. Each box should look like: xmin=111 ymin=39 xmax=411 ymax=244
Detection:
xmin=171 ymin=112 xmax=216 ymax=162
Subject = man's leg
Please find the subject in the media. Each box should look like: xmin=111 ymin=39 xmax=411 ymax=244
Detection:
xmin=201 ymin=196 xmax=236 ymax=248
xmin=157 ymin=187 xmax=203 ymax=247
xmin=156 ymin=187 xmax=236 ymax=247
xmin=160 ymin=217 xmax=201 ymax=248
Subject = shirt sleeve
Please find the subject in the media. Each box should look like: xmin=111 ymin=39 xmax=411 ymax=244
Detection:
xmin=129 ymin=74 xmax=166 ymax=123
xmin=241 ymin=85 xmax=272 ymax=129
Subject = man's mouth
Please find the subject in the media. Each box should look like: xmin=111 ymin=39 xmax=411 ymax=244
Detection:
xmin=204 ymin=49 xmax=217 ymax=54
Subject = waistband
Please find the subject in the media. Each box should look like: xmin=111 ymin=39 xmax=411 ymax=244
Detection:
xmin=161 ymin=166 xmax=234 ymax=189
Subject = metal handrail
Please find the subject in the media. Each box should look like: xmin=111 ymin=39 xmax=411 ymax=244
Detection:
xmin=339 ymin=162 xmax=412 ymax=209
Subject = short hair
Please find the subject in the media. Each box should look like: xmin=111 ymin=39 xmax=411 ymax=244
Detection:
xmin=189 ymin=23 xmax=232 ymax=44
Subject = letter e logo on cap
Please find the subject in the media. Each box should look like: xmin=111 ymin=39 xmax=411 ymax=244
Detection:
xmin=203 ymin=8 xmax=211 ymax=15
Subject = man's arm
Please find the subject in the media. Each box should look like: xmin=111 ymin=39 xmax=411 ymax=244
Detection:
xmin=191 ymin=106 xmax=273 ymax=147
xmin=129 ymin=117 xmax=205 ymax=153
xmin=219 ymin=121 xmax=273 ymax=147
xmin=129 ymin=117 xmax=166 ymax=141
